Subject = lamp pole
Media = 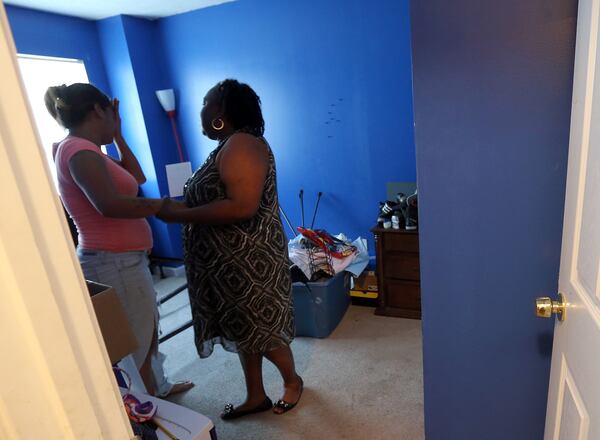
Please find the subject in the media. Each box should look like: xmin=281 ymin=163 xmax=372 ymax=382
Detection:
xmin=166 ymin=110 xmax=185 ymax=163
xmin=156 ymin=89 xmax=185 ymax=163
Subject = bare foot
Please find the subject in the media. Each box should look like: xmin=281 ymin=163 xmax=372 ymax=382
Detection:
xmin=163 ymin=381 xmax=195 ymax=397
xmin=273 ymin=376 xmax=303 ymax=414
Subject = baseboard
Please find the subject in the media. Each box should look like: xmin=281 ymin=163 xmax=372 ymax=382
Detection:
xmin=164 ymin=265 xmax=185 ymax=277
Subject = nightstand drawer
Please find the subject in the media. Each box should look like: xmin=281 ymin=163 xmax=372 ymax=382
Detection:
xmin=385 ymin=280 xmax=421 ymax=310
xmin=383 ymin=253 xmax=420 ymax=280
xmin=371 ymin=226 xmax=421 ymax=319
xmin=385 ymin=233 xmax=419 ymax=253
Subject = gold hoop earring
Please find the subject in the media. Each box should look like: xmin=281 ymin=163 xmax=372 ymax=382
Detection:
xmin=211 ymin=118 xmax=225 ymax=131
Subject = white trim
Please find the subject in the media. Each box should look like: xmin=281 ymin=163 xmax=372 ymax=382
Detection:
xmin=0 ymin=4 xmax=133 ymax=439
xmin=162 ymin=265 xmax=186 ymax=278
xmin=16 ymin=53 xmax=85 ymax=64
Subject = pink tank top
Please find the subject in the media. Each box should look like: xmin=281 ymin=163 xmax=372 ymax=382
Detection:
xmin=53 ymin=136 xmax=153 ymax=252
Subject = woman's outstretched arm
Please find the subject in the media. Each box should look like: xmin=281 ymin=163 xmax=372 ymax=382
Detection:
xmin=158 ymin=133 xmax=268 ymax=224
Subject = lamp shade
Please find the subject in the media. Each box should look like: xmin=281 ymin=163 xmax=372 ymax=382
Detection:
xmin=156 ymin=89 xmax=176 ymax=112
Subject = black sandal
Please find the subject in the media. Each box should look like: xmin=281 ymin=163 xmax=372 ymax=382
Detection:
xmin=220 ymin=397 xmax=273 ymax=420
xmin=273 ymin=377 xmax=304 ymax=415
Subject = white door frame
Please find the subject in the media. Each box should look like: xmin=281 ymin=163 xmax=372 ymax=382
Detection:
xmin=0 ymin=4 xmax=133 ymax=439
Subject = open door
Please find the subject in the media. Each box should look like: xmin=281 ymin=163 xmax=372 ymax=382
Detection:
xmin=0 ymin=3 xmax=132 ymax=439
xmin=539 ymin=0 xmax=600 ymax=438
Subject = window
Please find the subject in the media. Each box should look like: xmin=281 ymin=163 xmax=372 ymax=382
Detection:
xmin=17 ymin=54 xmax=89 ymax=187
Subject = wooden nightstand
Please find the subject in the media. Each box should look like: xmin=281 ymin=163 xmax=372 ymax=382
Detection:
xmin=371 ymin=227 xmax=421 ymax=319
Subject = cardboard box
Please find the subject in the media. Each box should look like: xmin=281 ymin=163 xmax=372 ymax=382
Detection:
xmin=87 ymin=281 xmax=138 ymax=364
xmin=351 ymin=270 xmax=378 ymax=299
xmin=352 ymin=270 xmax=378 ymax=292
xmin=350 ymin=289 xmax=378 ymax=299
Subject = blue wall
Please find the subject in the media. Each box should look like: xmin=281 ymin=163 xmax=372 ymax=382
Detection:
xmin=411 ymin=0 xmax=577 ymax=438
xmin=7 ymin=0 xmax=417 ymax=255
xmin=6 ymin=5 xmax=111 ymax=117
xmin=120 ymin=16 xmax=184 ymax=257
xmin=158 ymin=0 xmax=416 ymax=244
xmin=97 ymin=16 xmax=182 ymax=258
xmin=6 ymin=6 xmax=181 ymax=258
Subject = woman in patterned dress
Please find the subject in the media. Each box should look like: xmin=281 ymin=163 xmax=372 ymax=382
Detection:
xmin=158 ymin=79 xmax=303 ymax=419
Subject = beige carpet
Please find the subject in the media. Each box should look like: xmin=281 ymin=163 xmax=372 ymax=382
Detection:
xmin=156 ymin=281 xmax=424 ymax=440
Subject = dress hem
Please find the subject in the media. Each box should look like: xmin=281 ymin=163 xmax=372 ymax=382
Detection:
xmin=195 ymin=335 xmax=294 ymax=359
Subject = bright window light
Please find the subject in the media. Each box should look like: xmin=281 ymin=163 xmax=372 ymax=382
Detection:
xmin=17 ymin=54 xmax=89 ymax=188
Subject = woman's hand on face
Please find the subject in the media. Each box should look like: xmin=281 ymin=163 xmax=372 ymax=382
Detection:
xmin=112 ymin=98 xmax=123 ymax=141
xmin=157 ymin=198 xmax=187 ymax=223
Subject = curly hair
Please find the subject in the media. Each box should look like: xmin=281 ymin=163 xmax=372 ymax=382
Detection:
xmin=216 ymin=79 xmax=265 ymax=137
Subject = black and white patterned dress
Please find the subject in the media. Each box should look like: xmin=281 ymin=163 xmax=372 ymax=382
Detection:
xmin=183 ymin=135 xmax=294 ymax=358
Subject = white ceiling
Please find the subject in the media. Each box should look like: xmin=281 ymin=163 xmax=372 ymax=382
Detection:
xmin=4 ymin=0 xmax=236 ymax=20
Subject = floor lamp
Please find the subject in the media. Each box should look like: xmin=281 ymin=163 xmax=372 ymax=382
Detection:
xmin=156 ymin=88 xmax=192 ymax=197
xmin=156 ymin=88 xmax=185 ymax=163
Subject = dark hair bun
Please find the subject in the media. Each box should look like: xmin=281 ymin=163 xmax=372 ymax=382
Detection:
xmin=217 ymin=79 xmax=265 ymax=137
xmin=44 ymin=85 xmax=68 ymax=121
xmin=44 ymin=83 xmax=110 ymax=129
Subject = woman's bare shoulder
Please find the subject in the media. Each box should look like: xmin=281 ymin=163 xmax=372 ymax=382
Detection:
xmin=227 ymin=132 xmax=265 ymax=147
xmin=221 ymin=133 xmax=268 ymax=157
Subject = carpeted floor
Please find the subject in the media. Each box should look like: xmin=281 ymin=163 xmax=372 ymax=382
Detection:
xmin=155 ymin=276 xmax=424 ymax=440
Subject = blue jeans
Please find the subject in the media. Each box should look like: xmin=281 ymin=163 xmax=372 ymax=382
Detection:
xmin=77 ymin=248 xmax=173 ymax=395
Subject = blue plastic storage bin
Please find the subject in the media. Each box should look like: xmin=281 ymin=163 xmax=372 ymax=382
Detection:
xmin=292 ymin=271 xmax=351 ymax=338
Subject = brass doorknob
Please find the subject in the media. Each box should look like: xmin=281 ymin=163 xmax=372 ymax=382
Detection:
xmin=536 ymin=293 xmax=566 ymax=322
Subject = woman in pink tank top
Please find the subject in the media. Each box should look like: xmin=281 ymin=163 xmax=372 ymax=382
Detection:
xmin=44 ymin=83 xmax=192 ymax=397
